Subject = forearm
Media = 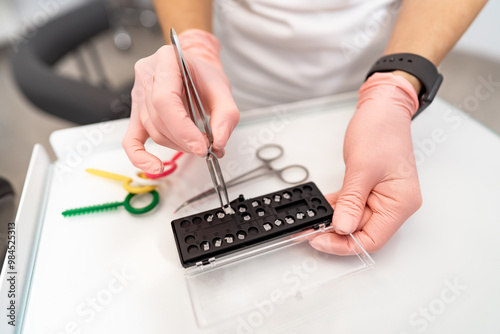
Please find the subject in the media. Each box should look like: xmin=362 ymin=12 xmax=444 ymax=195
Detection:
xmin=153 ymin=0 xmax=213 ymax=43
xmin=385 ymin=0 xmax=487 ymax=92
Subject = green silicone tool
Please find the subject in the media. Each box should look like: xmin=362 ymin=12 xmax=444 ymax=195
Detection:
xmin=62 ymin=190 xmax=160 ymax=217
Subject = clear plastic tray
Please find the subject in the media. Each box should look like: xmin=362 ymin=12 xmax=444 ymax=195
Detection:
xmin=184 ymin=226 xmax=374 ymax=332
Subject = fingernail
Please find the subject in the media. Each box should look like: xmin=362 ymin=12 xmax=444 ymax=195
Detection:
xmin=151 ymin=163 xmax=164 ymax=174
xmin=333 ymin=216 xmax=356 ymax=235
xmin=335 ymin=224 xmax=354 ymax=234
xmin=334 ymin=228 xmax=350 ymax=235
xmin=190 ymin=144 xmax=208 ymax=158
xmin=211 ymin=140 xmax=222 ymax=155
xmin=216 ymin=148 xmax=226 ymax=158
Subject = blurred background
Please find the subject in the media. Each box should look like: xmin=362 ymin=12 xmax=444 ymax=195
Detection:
xmin=0 ymin=0 xmax=165 ymax=219
xmin=0 ymin=0 xmax=499 ymax=214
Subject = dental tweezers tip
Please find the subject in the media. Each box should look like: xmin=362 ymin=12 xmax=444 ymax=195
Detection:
xmin=223 ymin=205 xmax=235 ymax=215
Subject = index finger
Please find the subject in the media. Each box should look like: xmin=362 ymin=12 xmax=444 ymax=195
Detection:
xmin=122 ymin=108 xmax=164 ymax=174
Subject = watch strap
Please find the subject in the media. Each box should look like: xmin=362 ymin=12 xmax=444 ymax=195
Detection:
xmin=366 ymin=53 xmax=443 ymax=119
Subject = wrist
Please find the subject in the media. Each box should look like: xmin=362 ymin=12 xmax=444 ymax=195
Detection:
xmin=178 ymin=29 xmax=223 ymax=69
xmin=360 ymin=72 xmax=420 ymax=118
xmin=366 ymin=53 xmax=443 ymax=118
xmin=391 ymin=70 xmax=422 ymax=95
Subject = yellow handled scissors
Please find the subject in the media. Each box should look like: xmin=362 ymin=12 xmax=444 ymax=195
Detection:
xmin=86 ymin=168 xmax=157 ymax=194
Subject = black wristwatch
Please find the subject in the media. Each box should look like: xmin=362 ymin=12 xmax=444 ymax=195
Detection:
xmin=366 ymin=53 xmax=443 ymax=119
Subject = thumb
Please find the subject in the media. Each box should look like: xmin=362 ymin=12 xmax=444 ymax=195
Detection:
xmin=332 ymin=170 xmax=376 ymax=235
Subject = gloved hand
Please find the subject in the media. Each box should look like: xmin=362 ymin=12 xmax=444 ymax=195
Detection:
xmin=122 ymin=29 xmax=240 ymax=174
xmin=310 ymin=72 xmax=422 ymax=255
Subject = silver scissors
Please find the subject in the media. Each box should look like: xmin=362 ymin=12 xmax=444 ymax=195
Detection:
xmin=175 ymin=144 xmax=309 ymax=213
xmin=170 ymin=28 xmax=232 ymax=214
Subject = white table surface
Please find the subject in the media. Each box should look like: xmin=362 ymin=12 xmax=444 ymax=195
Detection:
xmin=1 ymin=94 xmax=499 ymax=334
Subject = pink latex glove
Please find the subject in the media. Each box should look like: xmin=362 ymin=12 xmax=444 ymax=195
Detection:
xmin=122 ymin=29 xmax=240 ymax=174
xmin=310 ymin=72 xmax=422 ymax=255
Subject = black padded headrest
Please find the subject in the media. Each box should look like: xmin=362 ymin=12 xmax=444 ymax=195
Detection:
xmin=11 ymin=0 xmax=131 ymax=124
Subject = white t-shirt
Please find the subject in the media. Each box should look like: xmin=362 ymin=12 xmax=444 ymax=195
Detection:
xmin=213 ymin=0 xmax=401 ymax=110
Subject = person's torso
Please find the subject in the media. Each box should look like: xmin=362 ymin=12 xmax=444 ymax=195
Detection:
xmin=213 ymin=0 xmax=401 ymax=110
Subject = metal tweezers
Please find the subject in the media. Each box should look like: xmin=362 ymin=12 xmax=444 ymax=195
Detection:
xmin=170 ymin=28 xmax=232 ymax=214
